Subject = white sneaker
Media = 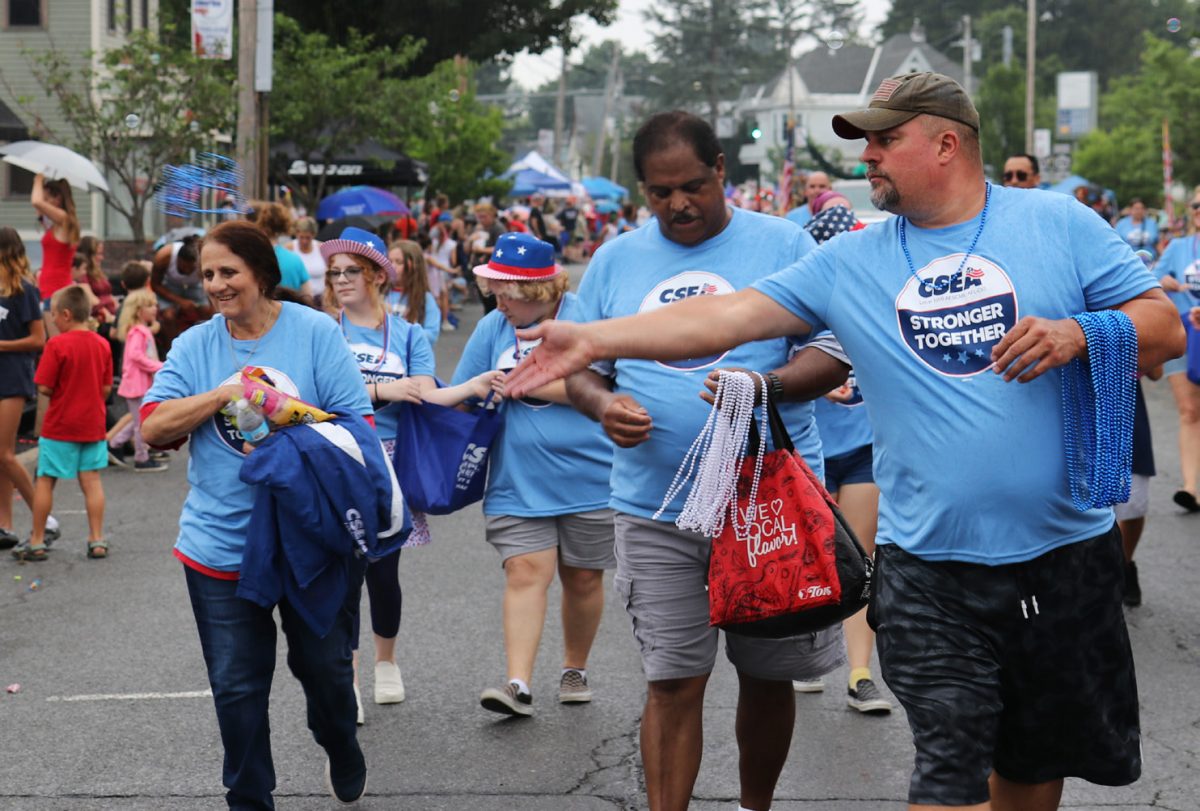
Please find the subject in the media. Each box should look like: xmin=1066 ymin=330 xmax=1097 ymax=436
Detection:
xmin=353 ymin=683 xmax=364 ymax=725
xmin=792 ymin=679 xmax=825 ymax=693
xmin=373 ymin=661 xmax=406 ymax=704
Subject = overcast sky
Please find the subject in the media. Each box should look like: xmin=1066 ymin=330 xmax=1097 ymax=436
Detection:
xmin=508 ymin=0 xmax=894 ymax=89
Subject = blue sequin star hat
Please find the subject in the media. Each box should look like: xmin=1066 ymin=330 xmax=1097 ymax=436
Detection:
xmin=473 ymin=232 xmax=562 ymax=282
xmin=320 ymin=226 xmax=396 ymax=282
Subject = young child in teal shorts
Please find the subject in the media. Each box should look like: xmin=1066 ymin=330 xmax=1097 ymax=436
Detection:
xmin=14 ymin=286 xmax=112 ymax=561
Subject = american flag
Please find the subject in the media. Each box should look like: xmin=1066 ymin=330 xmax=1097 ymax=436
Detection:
xmin=778 ymin=116 xmax=795 ymax=215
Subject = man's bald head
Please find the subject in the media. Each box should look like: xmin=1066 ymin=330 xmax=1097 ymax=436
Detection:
xmin=805 ymin=172 xmax=832 ymax=198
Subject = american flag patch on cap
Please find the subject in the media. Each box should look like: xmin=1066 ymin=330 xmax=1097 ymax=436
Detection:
xmin=872 ymin=78 xmax=902 ymax=103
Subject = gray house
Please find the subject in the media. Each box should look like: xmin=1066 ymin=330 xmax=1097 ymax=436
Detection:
xmin=0 ymin=0 xmax=158 ymax=255
xmin=737 ymin=24 xmax=964 ymax=176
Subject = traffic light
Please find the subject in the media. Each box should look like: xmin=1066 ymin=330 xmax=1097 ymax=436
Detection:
xmin=749 ymin=121 xmax=762 ymax=140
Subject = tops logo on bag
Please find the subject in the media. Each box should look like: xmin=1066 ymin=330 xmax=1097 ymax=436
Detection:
xmin=455 ymin=443 xmax=487 ymax=490
xmin=344 ymin=508 xmax=365 ymax=542
xmin=640 ymin=271 xmax=735 ymax=370
xmin=895 ymin=254 xmax=1018 ymax=377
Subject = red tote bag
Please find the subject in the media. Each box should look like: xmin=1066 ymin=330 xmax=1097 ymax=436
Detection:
xmin=708 ymin=394 xmax=873 ymax=638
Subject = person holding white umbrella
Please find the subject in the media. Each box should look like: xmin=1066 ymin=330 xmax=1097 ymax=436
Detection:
xmin=31 ymin=174 xmax=80 ymax=314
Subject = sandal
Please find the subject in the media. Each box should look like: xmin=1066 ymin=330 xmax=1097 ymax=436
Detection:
xmin=12 ymin=542 xmax=48 ymax=562
xmin=87 ymin=541 xmax=109 ymax=559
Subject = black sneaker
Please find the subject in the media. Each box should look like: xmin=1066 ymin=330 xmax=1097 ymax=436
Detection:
xmin=324 ymin=754 xmax=367 ymax=804
xmin=150 ymin=450 xmax=169 ymax=461
xmin=0 ymin=528 xmax=18 ymax=550
xmin=42 ymin=524 xmax=60 ymax=547
xmin=1124 ymin=561 xmax=1142 ymax=607
xmin=480 ymin=682 xmax=533 ymax=717
xmin=847 ymin=678 xmax=892 ymax=714
xmin=107 ymin=447 xmax=130 ymax=468
xmin=134 ymin=459 xmax=169 ymax=473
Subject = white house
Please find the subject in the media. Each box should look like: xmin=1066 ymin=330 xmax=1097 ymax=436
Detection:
xmin=737 ymin=24 xmax=963 ymax=176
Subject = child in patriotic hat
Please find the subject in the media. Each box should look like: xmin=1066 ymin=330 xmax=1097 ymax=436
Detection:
xmin=321 ymin=225 xmax=502 ymax=723
xmin=453 ymin=231 xmax=616 ymax=717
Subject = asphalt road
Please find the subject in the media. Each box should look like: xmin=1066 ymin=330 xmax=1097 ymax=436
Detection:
xmin=1 ymin=278 xmax=1198 ymax=811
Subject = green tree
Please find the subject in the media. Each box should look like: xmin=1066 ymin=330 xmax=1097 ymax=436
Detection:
xmin=389 ymin=60 xmax=512 ymax=203
xmin=270 ymin=14 xmax=422 ymax=208
xmin=1074 ymin=34 xmax=1200 ymax=204
xmin=270 ymin=0 xmax=616 ymax=78
xmin=2 ymin=26 xmax=236 ymax=243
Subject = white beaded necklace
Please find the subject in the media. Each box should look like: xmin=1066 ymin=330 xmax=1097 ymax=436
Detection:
xmin=656 ymin=370 xmax=768 ymax=540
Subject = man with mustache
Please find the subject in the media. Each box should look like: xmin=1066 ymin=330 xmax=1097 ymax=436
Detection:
xmin=508 ymin=74 xmax=1184 ymax=811
xmin=562 ymin=110 xmax=851 ymax=811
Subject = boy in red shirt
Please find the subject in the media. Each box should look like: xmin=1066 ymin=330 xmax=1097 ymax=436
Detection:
xmin=14 ymin=286 xmax=112 ymax=561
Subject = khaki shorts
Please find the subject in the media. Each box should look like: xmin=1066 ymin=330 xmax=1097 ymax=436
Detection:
xmin=613 ymin=513 xmax=845 ymax=682
xmin=485 ymin=509 xmax=616 ymax=569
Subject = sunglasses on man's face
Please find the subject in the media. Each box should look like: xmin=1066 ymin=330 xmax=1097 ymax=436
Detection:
xmin=1003 ymin=170 xmax=1030 ymax=182
xmin=1190 ymin=202 xmax=1200 ymax=211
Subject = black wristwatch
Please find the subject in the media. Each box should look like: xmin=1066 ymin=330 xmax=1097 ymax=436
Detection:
xmin=765 ymin=372 xmax=784 ymax=401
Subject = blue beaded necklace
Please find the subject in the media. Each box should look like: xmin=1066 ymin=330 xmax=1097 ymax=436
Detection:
xmin=898 ymin=182 xmax=992 ymax=287
xmin=1061 ymin=311 xmax=1138 ymax=511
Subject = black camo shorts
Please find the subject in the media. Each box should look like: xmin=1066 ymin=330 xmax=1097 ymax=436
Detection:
xmin=868 ymin=525 xmax=1141 ymax=806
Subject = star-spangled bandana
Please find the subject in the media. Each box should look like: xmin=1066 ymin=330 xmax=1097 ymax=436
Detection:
xmin=804 ymin=205 xmax=865 ymax=244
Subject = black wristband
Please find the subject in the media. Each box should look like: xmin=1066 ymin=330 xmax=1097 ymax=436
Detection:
xmin=765 ymin=372 xmax=784 ymax=401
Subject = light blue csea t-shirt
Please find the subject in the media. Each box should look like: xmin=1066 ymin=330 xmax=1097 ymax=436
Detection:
xmin=1114 ymin=215 xmax=1158 ymax=258
xmin=753 ymin=185 xmax=1160 ymax=564
xmin=576 ymin=207 xmax=823 ymax=522
xmin=386 ymin=290 xmax=441 ymax=347
xmin=1154 ymin=235 xmax=1200 ymax=316
xmin=451 ymin=293 xmax=613 ymax=517
xmin=145 ymin=303 xmax=373 ymax=571
xmin=339 ymin=313 xmax=436 ymax=441
xmin=812 ymin=369 xmax=873 ymax=460
xmin=274 ymin=245 xmax=310 ymax=292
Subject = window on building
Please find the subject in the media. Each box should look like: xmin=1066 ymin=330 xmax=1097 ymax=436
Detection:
xmin=8 ymin=0 xmax=42 ymax=27
xmin=124 ymin=0 xmax=131 ymax=33
xmin=107 ymin=0 xmax=116 ymax=31
xmin=6 ymin=165 xmax=33 ymax=199
xmin=140 ymin=0 xmax=147 ymax=29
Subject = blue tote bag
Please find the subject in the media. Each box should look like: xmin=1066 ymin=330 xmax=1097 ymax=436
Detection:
xmin=392 ymin=394 xmax=504 ymax=515
xmin=1187 ymin=315 xmax=1200 ymax=386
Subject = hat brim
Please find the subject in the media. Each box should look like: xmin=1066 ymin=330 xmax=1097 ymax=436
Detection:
xmin=832 ymin=108 xmax=919 ymax=140
xmin=473 ymin=262 xmax=563 ymax=282
xmin=320 ymin=240 xmax=396 ymax=283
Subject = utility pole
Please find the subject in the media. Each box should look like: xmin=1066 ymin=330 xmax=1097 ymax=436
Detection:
xmin=553 ymin=28 xmax=569 ymax=164
xmin=1025 ymin=0 xmax=1036 ymax=153
xmin=609 ymin=64 xmax=623 ymax=183
xmin=592 ymin=42 xmax=620 ymax=177
xmin=236 ymin=0 xmax=259 ymax=200
xmin=962 ymin=15 xmax=973 ymax=97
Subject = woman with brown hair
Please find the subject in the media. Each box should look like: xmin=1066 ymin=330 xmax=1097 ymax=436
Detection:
xmin=141 ymin=219 xmax=375 ymax=806
xmin=0 ymin=227 xmax=50 ymax=549
xmin=31 ymin=174 xmax=79 ymax=309
xmin=75 ymin=236 xmax=117 ymax=325
xmin=386 ymin=239 xmax=441 ymax=347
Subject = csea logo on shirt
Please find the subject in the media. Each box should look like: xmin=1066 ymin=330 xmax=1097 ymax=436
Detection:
xmin=639 ymin=271 xmax=735 ymax=370
xmin=895 ymin=254 xmax=1018 ymax=377
xmin=211 ymin=367 xmax=302 ymax=453
xmin=498 ymin=339 xmax=552 ymax=408
xmin=1185 ymin=261 xmax=1200 ymax=300
xmin=347 ymin=341 xmax=407 ymax=385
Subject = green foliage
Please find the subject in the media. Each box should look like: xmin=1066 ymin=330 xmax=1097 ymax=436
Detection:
xmin=1073 ymin=34 xmax=1200 ymax=204
xmin=881 ymin=0 xmax=1200 ymax=89
xmin=271 ymin=0 xmax=617 ymax=78
xmin=1073 ymin=126 xmax=1162 ymax=205
xmin=270 ymin=14 xmax=422 ymax=205
xmin=4 ymin=25 xmax=236 ymax=243
xmin=388 ymin=60 xmax=513 ymax=203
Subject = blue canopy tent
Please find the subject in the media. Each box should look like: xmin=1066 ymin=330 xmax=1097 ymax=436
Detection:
xmin=593 ymin=199 xmax=621 ymax=214
xmin=582 ymin=176 xmax=628 ymax=200
xmin=507 ymin=168 xmax=571 ymax=197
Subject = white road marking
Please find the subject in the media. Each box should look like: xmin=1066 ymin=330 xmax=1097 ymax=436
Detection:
xmin=46 ymin=689 xmax=212 ymax=702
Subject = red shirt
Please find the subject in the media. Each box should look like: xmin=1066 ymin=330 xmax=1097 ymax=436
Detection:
xmin=35 ymin=329 xmax=112 ymax=442
xmin=39 ymin=230 xmax=76 ymax=299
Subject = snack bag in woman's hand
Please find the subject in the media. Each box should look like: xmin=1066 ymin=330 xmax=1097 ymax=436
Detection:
xmin=240 ymin=367 xmax=334 ymax=426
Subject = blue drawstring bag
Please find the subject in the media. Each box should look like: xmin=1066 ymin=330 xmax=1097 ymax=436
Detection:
xmin=391 ymin=393 xmax=504 ymax=515
xmin=1186 ymin=315 xmax=1200 ymax=386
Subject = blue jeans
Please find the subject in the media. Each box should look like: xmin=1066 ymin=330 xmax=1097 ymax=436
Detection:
xmin=185 ymin=558 xmax=367 ymax=810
